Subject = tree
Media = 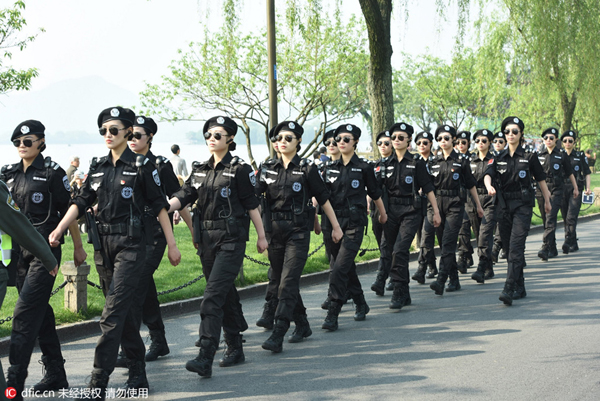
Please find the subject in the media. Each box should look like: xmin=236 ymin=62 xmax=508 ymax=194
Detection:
xmin=0 ymin=1 xmax=41 ymax=94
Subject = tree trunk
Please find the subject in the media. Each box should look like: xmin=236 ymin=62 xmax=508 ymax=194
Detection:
xmin=359 ymin=0 xmax=395 ymax=153
xmin=560 ymin=91 xmax=577 ymax=132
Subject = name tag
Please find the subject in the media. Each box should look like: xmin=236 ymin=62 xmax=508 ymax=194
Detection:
xmin=329 ymin=169 xmax=340 ymax=173
xmin=33 ymin=176 xmax=47 ymax=181
xmin=453 ymin=163 xmax=462 ymax=167
xmin=518 ymin=159 xmax=528 ymax=163
xmin=351 ymin=168 xmax=362 ymax=172
xmin=122 ymin=171 xmax=136 ymax=176
xmin=194 ymin=172 xmax=206 ymax=177
xmin=92 ymin=172 xmax=104 ymax=177
xmin=406 ymin=165 xmax=415 ymax=169
xmin=292 ymin=171 xmax=303 ymax=175
xmin=223 ymin=172 xmax=235 ymax=177
xmin=266 ymin=169 xmax=278 ymax=175
xmin=432 ymin=165 xmax=440 ymax=169
xmin=497 ymin=161 xmax=507 ymax=165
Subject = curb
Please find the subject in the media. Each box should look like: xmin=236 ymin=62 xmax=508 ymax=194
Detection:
xmin=1 ymin=211 xmax=598 ymax=355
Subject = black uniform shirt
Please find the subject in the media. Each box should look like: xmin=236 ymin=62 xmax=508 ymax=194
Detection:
xmin=382 ymin=151 xmax=434 ymax=197
xmin=73 ymin=147 xmax=168 ymax=224
xmin=469 ymin=151 xmax=495 ymax=189
xmin=174 ymin=151 xmax=259 ymax=220
xmin=485 ymin=146 xmax=546 ymax=193
xmin=536 ymin=147 xmax=572 ymax=190
xmin=427 ymin=149 xmax=477 ymax=191
xmin=2 ymin=153 xmax=71 ymax=237
xmin=322 ymin=153 xmax=381 ymax=211
xmin=146 ymin=150 xmax=181 ymax=199
xmin=255 ymin=154 xmax=329 ymax=211
xmin=564 ymin=150 xmax=591 ymax=188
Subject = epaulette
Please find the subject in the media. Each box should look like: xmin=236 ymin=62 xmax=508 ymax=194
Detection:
xmin=231 ymin=156 xmax=240 ymax=165
xmin=263 ymin=158 xmax=277 ymax=165
xmin=325 ymin=160 xmax=334 ymax=166
xmin=44 ymin=156 xmax=60 ymax=170
xmin=156 ymin=155 xmax=169 ymax=165
xmin=192 ymin=161 xmax=202 ymax=170
xmin=299 ymin=158 xmax=310 ymax=167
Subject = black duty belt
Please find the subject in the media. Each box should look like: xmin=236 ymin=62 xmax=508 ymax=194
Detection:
xmin=435 ymin=189 xmax=459 ymax=197
xmin=389 ymin=197 xmax=412 ymax=205
xmin=503 ymin=191 xmax=522 ymax=200
xmin=333 ymin=208 xmax=352 ymax=218
xmin=271 ymin=211 xmax=308 ymax=220
xmin=476 ymin=188 xmax=488 ymax=195
xmin=97 ymin=222 xmax=127 ymax=235
xmin=201 ymin=219 xmax=228 ymax=230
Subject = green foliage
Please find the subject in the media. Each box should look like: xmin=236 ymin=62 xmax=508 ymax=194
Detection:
xmin=0 ymin=1 xmax=42 ymax=94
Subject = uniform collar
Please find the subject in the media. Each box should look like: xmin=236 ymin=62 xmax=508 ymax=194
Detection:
xmin=115 ymin=146 xmax=137 ymax=166
xmin=18 ymin=153 xmax=45 ymax=172
xmin=208 ymin=151 xmax=233 ymax=169
xmin=391 ymin=150 xmax=414 ymax=162
xmin=274 ymin=154 xmax=302 ymax=168
xmin=439 ymin=149 xmax=461 ymax=161
xmin=473 ymin=151 xmax=493 ymax=161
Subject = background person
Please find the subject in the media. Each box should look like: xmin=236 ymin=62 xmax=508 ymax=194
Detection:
xmin=170 ymin=144 xmax=189 ymax=184
xmin=66 ymin=156 xmax=80 ymax=182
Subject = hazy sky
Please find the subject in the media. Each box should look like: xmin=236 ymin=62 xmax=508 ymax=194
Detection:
xmin=0 ymin=0 xmax=467 ymax=138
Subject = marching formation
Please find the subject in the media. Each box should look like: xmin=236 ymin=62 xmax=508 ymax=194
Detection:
xmin=0 ymin=108 xmax=593 ymax=400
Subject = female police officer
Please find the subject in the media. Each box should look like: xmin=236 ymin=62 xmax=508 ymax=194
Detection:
xmin=2 ymin=120 xmax=86 ymax=397
xmin=256 ymin=121 xmax=342 ymax=353
xmin=382 ymin=122 xmax=441 ymax=309
xmin=167 ymin=116 xmax=267 ymax=378
xmin=321 ymin=124 xmax=387 ymax=331
xmin=49 ymin=107 xmax=182 ymax=397
xmin=427 ymin=125 xmax=483 ymax=295
xmin=483 ymin=116 xmax=551 ymax=305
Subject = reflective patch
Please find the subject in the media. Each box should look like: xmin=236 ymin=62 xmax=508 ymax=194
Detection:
xmin=63 ymin=175 xmax=71 ymax=191
xmin=452 ymin=173 xmax=459 ymax=180
xmin=292 ymin=182 xmax=302 ymax=192
xmin=249 ymin=171 xmax=256 ymax=186
xmin=405 ymin=176 xmax=413 ymax=184
xmin=553 ymin=164 xmax=560 ymax=170
xmin=519 ymin=170 xmax=526 ymax=178
xmin=32 ymin=192 xmax=44 ymax=203
xmin=351 ymin=179 xmax=360 ymax=188
xmin=264 ymin=177 xmax=276 ymax=185
xmin=152 ymin=169 xmax=161 ymax=186
xmin=121 ymin=187 xmax=133 ymax=199
xmin=91 ymin=182 xmax=101 ymax=192
xmin=220 ymin=187 xmax=231 ymax=198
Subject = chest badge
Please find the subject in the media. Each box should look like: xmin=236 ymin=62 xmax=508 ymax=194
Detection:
xmin=519 ymin=170 xmax=526 ymax=178
xmin=452 ymin=173 xmax=459 ymax=180
xmin=574 ymin=165 xmax=580 ymax=171
xmin=121 ymin=187 xmax=133 ymax=199
xmin=220 ymin=187 xmax=231 ymax=198
xmin=351 ymin=179 xmax=360 ymax=189
xmin=405 ymin=176 xmax=413 ymax=184
xmin=31 ymin=192 xmax=44 ymax=204
xmin=553 ymin=163 xmax=560 ymax=170
xmin=292 ymin=182 xmax=302 ymax=192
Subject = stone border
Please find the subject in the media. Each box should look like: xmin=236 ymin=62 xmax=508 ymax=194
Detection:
xmin=1 ymin=212 xmax=598 ymax=355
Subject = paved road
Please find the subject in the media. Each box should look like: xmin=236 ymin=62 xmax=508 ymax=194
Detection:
xmin=5 ymin=220 xmax=600 ymax=400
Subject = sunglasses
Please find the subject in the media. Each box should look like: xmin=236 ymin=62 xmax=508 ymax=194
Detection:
xmin=335 ymin=136 xmax=352 ymax=144
xmin=416 ymin=140 xmax=430 ymax=146
xmin=99 ymin=126 xmax=128 ymax=136
xmin=474 ymin=138 xmax=488 ymax=144
xmin=204 ymin=131 xmax=228 ymax=140
xmin=562 ymin=138 xmax=574 ymax=144
xmin=377 ymin=140 xmax=390 ymax=146
xmin=437 ymin=135 xmax=451 ymax=142
xmin=391 ymin=134 xmax=407 ymax=141
xmin=131 ymin=132 xmax=149 ymax=140
xmin=457 ymin=140 xmax=469 ymax=146
xmin=13 ymin=137 xmax=42 ymax=148
xmin=503 ymin=128 xmax=520 ymax=136
xmin=493 ymin=139 xmax=505 ymax=144
xmin=276 ymin=134 xmax=295 ymax=143
xmin=543 ymin=135 xmax=556 ymax=141
xmin=324 ymin=139 xmax=337 ymax=147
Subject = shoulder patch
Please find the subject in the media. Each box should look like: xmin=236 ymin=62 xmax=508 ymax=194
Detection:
xmin=62 ymin=175 xmax=71 ymax=191
xmin=152 ymin=169 xmax=161 ymax=186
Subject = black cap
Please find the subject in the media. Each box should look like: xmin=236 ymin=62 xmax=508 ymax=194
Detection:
xmin=501 ymin=116 xmax=524 ymax=132
xmin=389 ymin=122 xmax=414 ymax=136
xmin=335 ymin=124 xmax=361 ymax=139
xmin=493 ymin=131 xmax=505 ymax=140
xmin=12 ymin=120 xmax=45 ymax=141
xmin=473 ymin=129 xmax=494 ymax=142
xmin=203 ymin=116 xmax=238 ymax=136
xmin=97 ymin=106 xmax=135 ymax=128
xmin=273 ymin=121 xmax=304 ymax=138
xmin=376 ymin=130 xmax=391 ymax=142
xmin=541 ymin=127 xmax=559 ymax=138
xmin=133 ymin=116 xmax=158 ymax=135
xmin=434 ymin=125 xmax=457 ymax=139
xmin=457 ymin=130 xmax=471 ymax=141
xmin=415 ymin=131 xmax=432 ymax=143
xmin=560 ymin=130 xmax=577 ymax=140
xmin=323 ymin=129 xmax=336 ymax=143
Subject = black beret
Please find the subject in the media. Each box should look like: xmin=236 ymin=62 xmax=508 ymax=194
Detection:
xmin=501 ymin=116 xmax=524 ymax=132
xmin=376 ymin=130 xmax=391 ymax=142
xmin=414 ymin=131 xmax=432 ymax=143
xmin=274 ymin=121 xmax=304 ymax=138
xmin=335 ymin=124 xmax=361 ymax=139
xmin=560 ymin=130 xmax=577 ymax=140
xmin=203 ymin=115 xmax=238 ymax=136
xmin=434 ymin=125 xmax=457 ymax=139
xmin=12 ymin=120 xmax=45 ymax=141
xmin=493 ymin=131 xmax=505 ymax=140
xmin=97 ymin=106 xmax=135 ymax=128
xmin=457 ymin=130 xmax=471 ymax=141
xmin=389 ymin=122 xmax=414 ymax=136
xmin=541 ymin=127 xmax=559 ymax=138
xmin=473 ymin=129 xmax=494 ymax=141
xmin=133 ymin=116 xmax=158 ymax=135
xmin=323 ymin=129 xmax=336 ymax=143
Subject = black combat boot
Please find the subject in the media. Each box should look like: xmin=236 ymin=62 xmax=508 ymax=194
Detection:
xmin=430 ymin=272 xmax=448 ymax=295
xmin=122 ymin=360 xmax=149 ymax=390
xmin=513 ymin=277 xmax=527 ymax=300
xmin=389 ymin=282 xmax=412 ymax=309
xmin=76 ymin=369 xmax=109 ymax=401
xmin=426 ymin=262 xmax=438 ymax=279
xmin=446 ymin=269 xmax=461 ymax=292
xmin=256 ymin=298 xmax=277 ymax=330
xmin=499 ymin=280 xmax=515 ymax=306
xmin=548 ymin=244 xmax=558 ymax=258
xmin=33 ymin=356 xmax=69 ymax=392
xmin=219 ymin=334 xmax=245 ymax=367
xmin=6 ymin=365 xmax=27 ymax=401
xmin=321 ymin=294 xmax=331 ymax=310
xmin=471 ymin=264 xmax=486 ymax=284
xmin=289 ymin=314 xmax=312 ymax=343
xmin=385 ymin=281 xmax=393 ymax=291
xmin=500 ymin=249 xmax=507 ymax=259
xmin=145 ymin=331 xmax=170 ymax=362
xmin=186 ymin=338 xmax=217 ymax=377
xmin=538 ymin=244 xmax=549 ymax=261
xmin=370 ymin=271 xmax=387 ymax=296
xmin=412 ymin=264 xmax=427 ymax=284
xmin=570 ymin=240 xmax=579 ymax=252
xmin=466 ymin=254 xmax=474 ymax=268
xmin=353 ymin=293 xmax=370 ymax=321
xmin=491 ymin=243 xmax=500 ymax=264
xmin=262 ymin=320 xmax=290 ymax=353
xmin=457 ymin=255 xmax=469 ymax=274
xmin=561 ymin=235 xmax=571 ymax=254
xmin=115 ymin=349 xmax=128 ymax=368
xmin=322 ymin=301 xmax=342 ymax=331
xmin=484 ymin=266 xmax=495 ymax=279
